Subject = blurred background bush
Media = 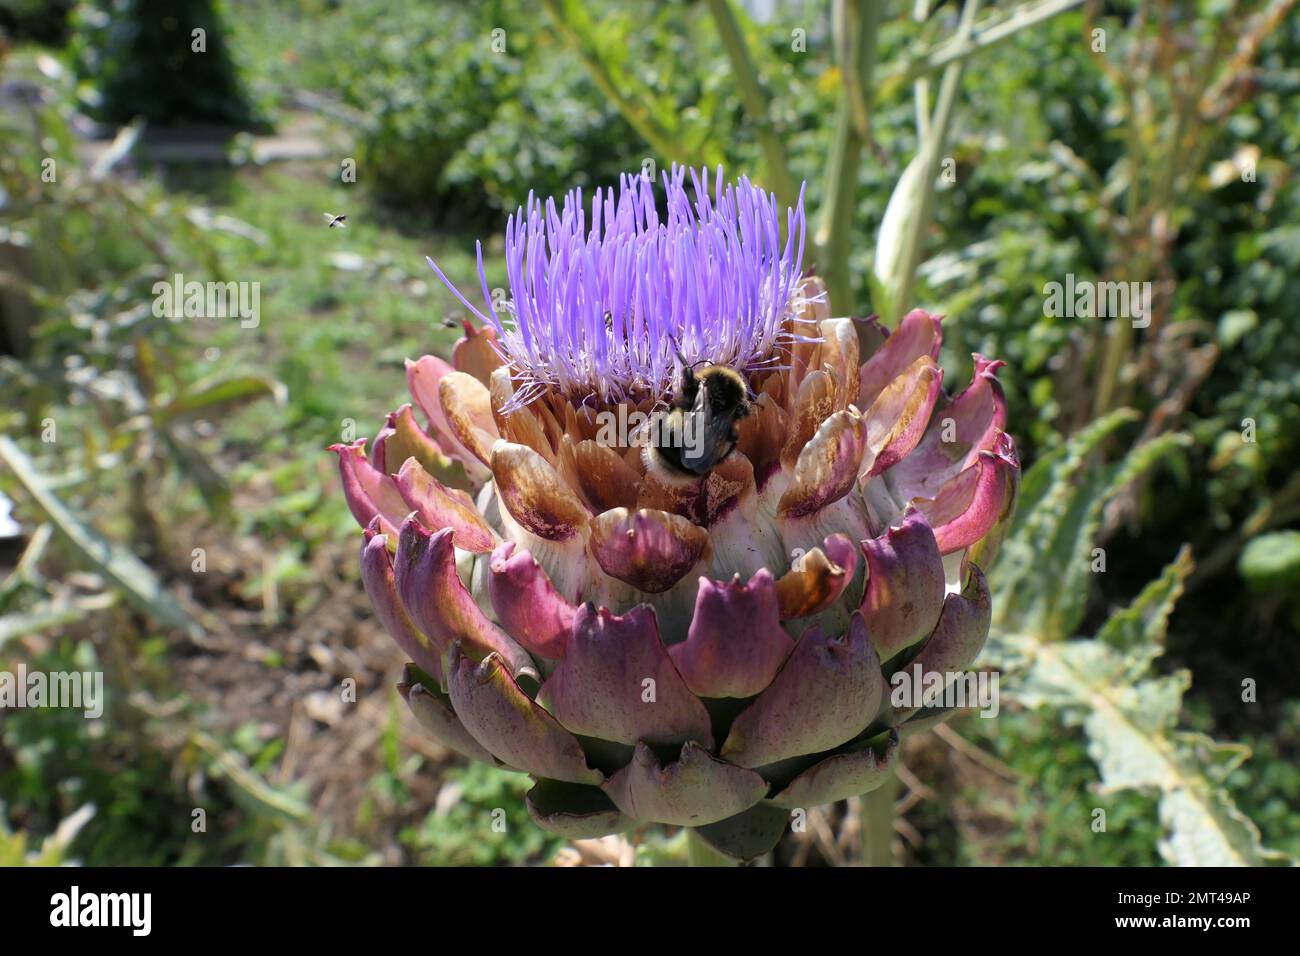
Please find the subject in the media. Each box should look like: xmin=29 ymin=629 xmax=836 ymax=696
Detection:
xmin=0 ymin=0 xmax=1295 ymax=866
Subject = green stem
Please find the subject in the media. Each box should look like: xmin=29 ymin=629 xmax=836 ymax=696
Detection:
xmin=861 ymin=774 xmax=897 ymax=866
xmin=817 ymin=103 xmax=862 ymax=313
xmin=705 ymin=0 xmax=798 ymax=210
xmin=879 ymin=0 xmax=1086 ymax=94
xmin=886 ymin=0 xmax=980 ymax=322
xmin=687 ymin=829 xmax=739 ymax=866
xmin=540 ymin=0 xmax=703 ymax=167
xmin=840 ymin=0 xmax=885 ymax=142
xmin=815 ymin=0 xmax=883 ymax=313
xmin=912 ymin=1 xmax=933 ymax=139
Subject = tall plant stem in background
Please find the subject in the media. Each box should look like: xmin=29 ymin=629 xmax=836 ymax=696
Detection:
xmin=879 ymin=0 xmax=1085 ymax=93
xmin=539 ymin=0 xmax=712 ymax=169
xmin=1084 ymin=0 xmax=1295 ymax=422
xmin=815 ymin=0 xmax=883 ymax=314
xmin=861 ymin=775 xmax=897 ymax=866
xmin=872 ymin=0 xmax=980 ymax=327
xmin=705 ymin=0 xmax=799 ymax=210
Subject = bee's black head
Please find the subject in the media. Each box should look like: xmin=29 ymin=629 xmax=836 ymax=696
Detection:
xmin=676 ymin=363 xmax=750 ymax=415
xmin=696 ymin=365 xmax=750 ymax=417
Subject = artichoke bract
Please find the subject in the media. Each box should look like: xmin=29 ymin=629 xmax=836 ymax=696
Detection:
xmin=331 ymin=167 xmax=1019 ymax=862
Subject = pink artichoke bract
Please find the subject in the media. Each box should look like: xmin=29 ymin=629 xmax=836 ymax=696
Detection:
xmin=331 ymin=167 xmax=1019 ymax=862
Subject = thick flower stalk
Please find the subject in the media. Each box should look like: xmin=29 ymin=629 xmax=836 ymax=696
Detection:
xmin=331 ymin=167 xmax=1019 ymax=862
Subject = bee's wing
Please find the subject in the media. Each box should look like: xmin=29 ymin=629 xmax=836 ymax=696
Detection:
xmin=676 ymin=390 xmax=738 ymax=475
xmin=691 ymin=377 xmax=709 ymax=415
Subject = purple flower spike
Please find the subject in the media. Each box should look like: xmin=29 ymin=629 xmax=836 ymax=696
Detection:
xmin=427 ymin=165 xmax=808 ymax=410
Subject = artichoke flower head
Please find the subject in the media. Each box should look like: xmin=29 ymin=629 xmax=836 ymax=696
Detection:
xmin=331 ymin=166 xmax=1019 ymax=861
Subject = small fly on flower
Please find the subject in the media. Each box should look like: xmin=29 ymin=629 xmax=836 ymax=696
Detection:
xmin=323 ymin=213 xmax=347 ymax=228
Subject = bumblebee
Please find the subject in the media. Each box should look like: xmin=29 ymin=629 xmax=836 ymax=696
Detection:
xmin=645 ymin=359 xmax=752 ymax=478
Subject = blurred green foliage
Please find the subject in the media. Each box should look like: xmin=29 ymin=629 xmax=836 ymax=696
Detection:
xmin=228 ymin=0 xmax=652 ymax=222
xmin=0 ymin=0 xmax=75 ymax=45
xmin=69 ymin=0 xmax=257 ymax=127
xmin=401 ymin=762 xmax=561 ymax=866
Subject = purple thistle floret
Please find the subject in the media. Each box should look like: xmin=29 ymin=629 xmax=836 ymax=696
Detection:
xmin=427 ymin=165 xmax=810 ymax=411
